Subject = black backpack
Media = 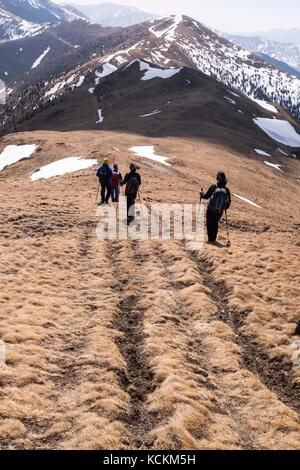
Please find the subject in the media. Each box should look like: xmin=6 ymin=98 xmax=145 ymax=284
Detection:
xmin=126 ymin=173 xmax=139 ymax=194
xmin=98 ymin=166 xmax=109 ymax=185
xmin=208 ymin=187 xmax=229 ymax=214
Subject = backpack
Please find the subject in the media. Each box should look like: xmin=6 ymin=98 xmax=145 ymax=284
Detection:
xmin=208 ymin=187 xmax=229 ymax=214
xmin=126 ymin=173 xmax=139 ymax=195
xmin=112 ymin=171 xmax=121 ymax=187
xmin=98 ymin=166 xmax=109 ymax=185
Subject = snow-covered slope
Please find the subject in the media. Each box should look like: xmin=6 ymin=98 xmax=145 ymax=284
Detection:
xmin=0 ymin=7 xmax=49 ymax=42
xmin=0 ymin=0 xmax=68 ymax=23
xmin=221 ymin=33 xmax=300 ymax=73
xmin=0 ymin=0 xmax=88 ymax=42
xmin=254 ymin=53 xmax=300 ymax=79
xmin=59 ymin=4 xmax=89 ymax=22
xmin=71 ymin=2 xmax=159 ymax=27
xmin=95 ymin=15 xmax=300 ymax=122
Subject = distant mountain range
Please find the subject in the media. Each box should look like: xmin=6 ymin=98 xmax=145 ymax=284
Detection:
xmin=0 ymin=6 xmax=50 ymax=42
xmin=0 ymin=0 xmax=88 ymax=42
xmin=0 ymin=0 xmax=158 ymax=43
xmin=238 ymin=28 xmax=300 ymax=46
xmin=221 ymin=33 xmax=300 ymax=73
xmin=0 ymin=0 xmax=68 ymax=23
xmin=70 ymin=2 xmax=159 ymax=27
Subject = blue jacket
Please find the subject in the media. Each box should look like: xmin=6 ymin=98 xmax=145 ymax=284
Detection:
xmin=96 ymin=164 xmax=114 ymax=185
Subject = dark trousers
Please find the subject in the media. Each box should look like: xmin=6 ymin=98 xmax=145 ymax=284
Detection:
xmin=126 ymin=193 xmax=137 ymax=219
xmin=111 ymin=185 xmax=120 ymax=202
xmin=206 ymin=209 xmax=222 ymax=242
xmin=101 ymin=184 xmax=112 ymax=203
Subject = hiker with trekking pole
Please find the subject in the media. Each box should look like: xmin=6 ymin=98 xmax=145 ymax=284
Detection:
xmin=96 ymin=158 xmax=114 ymax=205
xmin=200 ymin=171 xmax=231 ymax=245
xmin=120 ymin=163 xmax=141 ymax=225
xmin=111 ymin=163 xmax=123 ymax=203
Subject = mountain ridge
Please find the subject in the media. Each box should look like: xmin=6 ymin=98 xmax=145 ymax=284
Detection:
xmin=1 ymin=14 xmax=300 ymax=132
xmin=70 ymin=1 xmax=159 ymax=27
xmin=0 ymin=6 xmax=50 ymax=42
xmin=236 ymin=27 xmax=300 ymax=46
xmin=0 ymin=0 xmax=68 ymax=23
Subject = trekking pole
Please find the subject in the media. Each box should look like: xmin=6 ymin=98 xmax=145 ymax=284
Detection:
xmin=225 ymin=210 xmax=231 ymax=247
xmin=197 ymin=189 xmax=203 ymax=219
xmin=138 ymin=189 xmax=143 ymax=215
xmin=95 ymin=181 xmax=100 ymax=204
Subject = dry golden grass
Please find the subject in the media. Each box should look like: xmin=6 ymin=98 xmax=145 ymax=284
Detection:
xmin=0 ymin=129 xmax=299 ymax=449
xmin=206 ymin=232 xmax=300 ymax=376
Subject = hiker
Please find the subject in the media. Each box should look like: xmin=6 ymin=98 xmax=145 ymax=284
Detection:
xmin=111 ymin=163 xmax=123 ymax=203
xmin=200 ymin=171 xmax=231 ymax=243
xmin=96 ymin=158 xmax=114 ymax=204
xmin=121 ymin=163 xmax=141 ymax=223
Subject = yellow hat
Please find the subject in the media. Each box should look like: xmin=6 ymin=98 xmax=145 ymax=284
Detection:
xmin=103 ymin=158 xmax=109 ymax=164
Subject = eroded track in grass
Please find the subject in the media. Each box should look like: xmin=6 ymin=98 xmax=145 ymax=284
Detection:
xmin=188 ymin=251 xmax=300 ymax=417
xmin=150 ymin=241 xmax=258 ymax=450
xmin=107 ymin=240 xmax=158 ymax=449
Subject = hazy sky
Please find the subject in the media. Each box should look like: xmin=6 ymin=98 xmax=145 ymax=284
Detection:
xmin=60 ymin=0 xmax=300 ymax=33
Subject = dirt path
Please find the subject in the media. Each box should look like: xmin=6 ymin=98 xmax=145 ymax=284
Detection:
xmin=188 ymin=251 xmax=300 ymax=417
xmin=106 ymin=240 xmax=159 ymax=448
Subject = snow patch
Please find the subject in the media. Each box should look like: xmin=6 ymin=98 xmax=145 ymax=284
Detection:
xmin=139 ymin=110 xmax=161 ymax=117
xmin=0 ymin=144 xmax=37 ymax=171
xmin=129 ymin=146 xmax=171 ymax=166
xmin=72 ymin=75 xmax=85 ymax=88
xmin=251 ymin=98 xmax=278 ymax=114
xmin=31 ymin=46 xmax=50 ymax=69
xmin=264 ymin=161 xmax=283 ymax=172
xmin=44 ymin=74 xmax=76 ymax=98
xmin=224 ymin=96 xmax=236 ymax=105
xmin=254 ymin=149 xmax=271 ymax=156
xmin=31 ymin=157 xmax=97 ymax=181
xmin=233 ymin=194 xmax=261 ymax=208
xmin=128 ymin=60 xmax=182 ymax=81
xmin=95 ymin=63 xmax=118 ymax=85
xmin=276 ymin=148 xmax=289 ymax=156
xmin=254 ymin=118 xmax=300 ymax=147
xmin=96 ymin=109 xmax=104 ymax=123
xmin=228 ymin=91 xmax=240 ymax=97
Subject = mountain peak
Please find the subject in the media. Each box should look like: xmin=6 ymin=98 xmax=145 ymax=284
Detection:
xmin=148 ymin=14 xmax=184 ymax=40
